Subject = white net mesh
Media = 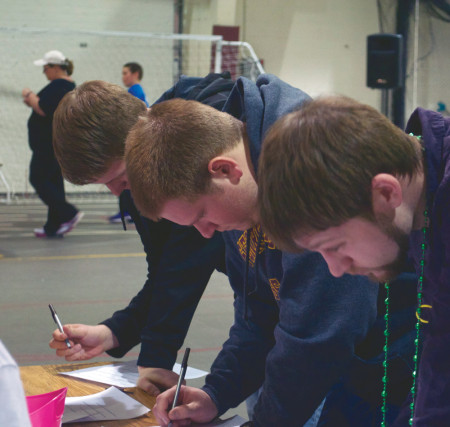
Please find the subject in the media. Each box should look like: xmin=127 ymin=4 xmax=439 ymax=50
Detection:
xmin=0 ymin=28 xmax=264 ymax=196
xmin=221 ymin=41 xmax=265 ymax=82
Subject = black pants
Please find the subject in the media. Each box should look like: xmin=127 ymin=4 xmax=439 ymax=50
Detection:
xmin=29 ymin=151 xmax=78 ymax=235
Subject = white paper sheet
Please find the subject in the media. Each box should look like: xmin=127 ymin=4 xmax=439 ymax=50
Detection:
xmin=62 ymin=386 xmax=149 ymax=423
xmin=172 ymin=362 xmax=208 ymax=380
xmin=61 ymin=360 xmax=208 ymax=389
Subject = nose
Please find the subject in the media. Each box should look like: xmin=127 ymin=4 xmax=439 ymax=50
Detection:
xmin=194 ymin=222 xmax=216 ymax=239
xmin=321 ymin=252 xmax=351 ymax=278
xmin=106 ymin=176 xmax=129 ymax=196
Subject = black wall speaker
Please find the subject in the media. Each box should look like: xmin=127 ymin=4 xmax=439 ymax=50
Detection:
xmin=367 ymin=34 xmax=403 ymax=89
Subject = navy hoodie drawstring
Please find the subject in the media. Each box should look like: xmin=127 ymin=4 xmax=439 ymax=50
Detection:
xmin=119 ymin=191 xmax=145 ymax=232
xmin=243 ymin=227 xmax=264 ymax=322
xmin=118 ymin=193 xmax=127 ymax=231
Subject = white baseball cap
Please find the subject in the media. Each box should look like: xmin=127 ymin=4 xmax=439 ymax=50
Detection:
xmin=34 ymin=50 xmax=67 ymax=66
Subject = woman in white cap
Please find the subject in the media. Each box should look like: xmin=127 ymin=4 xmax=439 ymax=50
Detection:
xmin=22 ymin=50 xmax=83 ymax=238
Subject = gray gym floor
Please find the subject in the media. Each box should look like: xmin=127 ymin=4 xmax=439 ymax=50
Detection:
xmin=0 ymin=195 xmax=247 ymax=419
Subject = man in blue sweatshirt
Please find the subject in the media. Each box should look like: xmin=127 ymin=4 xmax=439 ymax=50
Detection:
xmin=50 ymin=73 xmax=234 ymax=395
xmin=125 ymin=75 xmax=417 ymax=426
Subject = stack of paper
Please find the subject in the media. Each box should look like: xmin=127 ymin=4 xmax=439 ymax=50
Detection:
xmin=62 ymin=386 xmax=149 ymax=424
xmin=60 ymin=362 xmax=246 ymax=425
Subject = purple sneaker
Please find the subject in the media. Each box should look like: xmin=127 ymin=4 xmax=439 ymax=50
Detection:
xmin=56 ymin=212 xmax=84 ymax=236
xmin=34 ymin=228 xmax=63 ymax=238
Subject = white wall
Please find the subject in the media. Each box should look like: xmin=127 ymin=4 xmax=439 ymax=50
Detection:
xmin=184 ymin=0 xmax=380 ymax=106
xmin=405 ymin=8 xmax=450 ymax=115
xmin=0 ymin=0 xmax=174 ymax=194
xmin=185 ymin=0 xmax=450 ymax=117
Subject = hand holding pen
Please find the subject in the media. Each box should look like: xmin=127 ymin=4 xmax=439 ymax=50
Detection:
xmin=49 ymin=323 xmax=119 ymax=361
xmin=152 ymin=347 xmax=220 ymax=426
xmin=49 ymin=304 xmax=71 ymax=349
xmin=168 ymin=347 xmax=190 ymax=427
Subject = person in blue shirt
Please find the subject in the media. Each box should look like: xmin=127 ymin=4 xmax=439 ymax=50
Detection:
xmin=122 ymin=62 xmax=149 ymax=107
xmin=109 ymin=62 xmax=150 ymax=223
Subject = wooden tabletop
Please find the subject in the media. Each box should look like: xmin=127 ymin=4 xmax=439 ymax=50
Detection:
xmin=20 ymin=361 xmax=158 ymax=426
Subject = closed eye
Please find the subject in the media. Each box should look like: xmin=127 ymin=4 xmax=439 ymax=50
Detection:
xmin=324 ymin=244 xmax=344 ymax=253
xmin=189 ymin=209 xmax=205 ymax=227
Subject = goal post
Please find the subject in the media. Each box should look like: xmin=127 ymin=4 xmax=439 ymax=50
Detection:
xmin=0 ymin=26 xmax=265 ymax=195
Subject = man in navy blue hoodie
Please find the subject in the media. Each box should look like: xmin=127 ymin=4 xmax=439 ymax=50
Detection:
xmin=50 ymin=74 xmax=233 ymax=395
xmin=125 ymin=75 xmax=417 ymax=426
xmin=257 ymin=95 xmax=450 ymax=426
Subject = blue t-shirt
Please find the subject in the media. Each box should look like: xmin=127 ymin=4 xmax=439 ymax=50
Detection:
xmin=128 ymin=83 xmax=149 ymax=107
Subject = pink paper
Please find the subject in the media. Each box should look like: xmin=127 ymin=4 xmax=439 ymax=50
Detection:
xmin=26 ymin=387 xmax=67 ymax=427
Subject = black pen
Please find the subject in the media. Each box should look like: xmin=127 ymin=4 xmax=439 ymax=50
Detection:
xmin=168 ymin=347 xmax=190 ymax=427
xmin=49 ymin=304 xmax=71 ymax=349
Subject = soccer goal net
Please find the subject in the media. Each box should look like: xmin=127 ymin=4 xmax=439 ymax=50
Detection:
xmin=0 ymin=27 xmax=265 ymax=196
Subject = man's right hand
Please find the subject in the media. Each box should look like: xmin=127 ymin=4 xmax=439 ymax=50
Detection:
xmin=152 ymin=385 xmax=218 ymax=426
xmin=49 ymin=324 xmax=118 ymax=361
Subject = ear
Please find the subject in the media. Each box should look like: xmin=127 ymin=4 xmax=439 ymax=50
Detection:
xmin=371 ymin=173 xmax=403 ymax=214
xmin=208 ymin=156 xmax=243 ymax=184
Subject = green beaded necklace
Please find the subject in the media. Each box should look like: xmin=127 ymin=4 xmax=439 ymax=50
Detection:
xmin=381 ymin=135 xmax=427 ymax=427
xmin=381 ymin=280 xmax=390 ymax=427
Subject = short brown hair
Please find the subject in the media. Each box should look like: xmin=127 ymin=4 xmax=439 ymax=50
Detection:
xmin=53 ymin=80 xmax=147 ymax=184
xmin=258 ymin=95 xmax=423 ymax=252
xmin=125 ymin=98 xmax=243 ymax=219
xmin=124 ymin=62 xmax=143 ymax=80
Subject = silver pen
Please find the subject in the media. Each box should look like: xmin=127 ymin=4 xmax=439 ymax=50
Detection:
xmin=168 ymin=347 xmax=190 ymax=427
xmin=49 ymin=304 xmax=71 ymax=348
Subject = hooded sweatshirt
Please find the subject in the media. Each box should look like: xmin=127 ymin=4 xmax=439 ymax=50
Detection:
xmin=101 ymin=73 xmax=234 ymax=369
xmin=201 ymin=75 xmax=417 ymax=426
xmin=392 ymin=108 xmax=450 ymax=426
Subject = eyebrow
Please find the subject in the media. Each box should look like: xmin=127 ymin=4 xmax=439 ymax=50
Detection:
xmin=302 ymin=235 xmax=338 ymax=252
xmin=104 ymin=169 xmax=126 ymax=185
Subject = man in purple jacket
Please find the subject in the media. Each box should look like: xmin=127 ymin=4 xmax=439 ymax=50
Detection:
xmin=258 ymin=94 xmax=450 ymax=426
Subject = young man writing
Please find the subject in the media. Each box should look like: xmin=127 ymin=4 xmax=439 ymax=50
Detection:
xmin=124 ymin=77 xmax=417 ymax=426
xmin=257 ymin=95 xmax=450 ymax=426
xmin=50 ymin=73 xmax=234 ymax=395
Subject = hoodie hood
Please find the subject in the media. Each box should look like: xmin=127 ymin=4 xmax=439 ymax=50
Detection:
xmin=222 ymin=74 xmax=311 ymax=175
